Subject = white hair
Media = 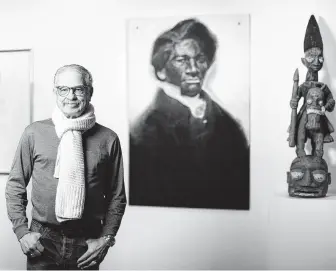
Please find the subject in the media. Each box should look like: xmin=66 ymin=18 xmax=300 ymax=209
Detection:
xmin=54 ymin=64 xmax=93 ymax=88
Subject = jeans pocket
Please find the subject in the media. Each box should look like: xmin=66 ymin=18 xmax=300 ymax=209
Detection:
xmin=75 ymin=236 xmax=88 ymax=249
xmin=30 ymin=220 xmax=50 ymax=238
xmin=27 ymin=221 xmax=50 ymax=261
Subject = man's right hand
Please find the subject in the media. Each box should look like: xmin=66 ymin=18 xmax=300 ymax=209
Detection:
xmin=19 ymin=232 xmax=44 ymax=258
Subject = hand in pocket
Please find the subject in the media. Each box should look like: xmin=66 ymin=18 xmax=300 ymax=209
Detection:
xmin=20 ymin=232 xmax=45 ymax=258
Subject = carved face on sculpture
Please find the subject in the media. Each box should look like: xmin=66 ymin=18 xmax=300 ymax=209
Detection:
xmin=305 ymin=87 xmax=324 ymax=131
xmin=287 ymin=156 xmax=330 ymax=197
xmin=302 ymin=47 xmax=324 ymax=72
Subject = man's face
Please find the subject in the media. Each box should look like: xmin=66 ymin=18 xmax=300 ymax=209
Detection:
xmin=54 ymin=69 xmax=91 ymax=118
xmin=162 ymin=38 xmax=210 ymax=97
xmin=303 ymin=47 xmax=324 ymax=72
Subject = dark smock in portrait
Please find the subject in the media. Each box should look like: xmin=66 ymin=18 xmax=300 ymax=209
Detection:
xmin=129 ymin=18 xmax=249 ymax=210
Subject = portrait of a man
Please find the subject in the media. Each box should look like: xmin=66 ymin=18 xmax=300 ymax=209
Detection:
xmin=129 ymin=16 xmax=250 ymax=210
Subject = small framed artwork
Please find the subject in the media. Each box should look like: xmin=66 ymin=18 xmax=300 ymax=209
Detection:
xmin=0 ymin=49 xmax=33 ymax=174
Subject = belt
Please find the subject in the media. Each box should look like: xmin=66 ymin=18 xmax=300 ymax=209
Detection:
xmin=33 ymin=219 xmax=103 ymax=238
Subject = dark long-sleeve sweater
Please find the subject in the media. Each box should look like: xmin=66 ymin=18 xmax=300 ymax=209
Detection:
xmin=6 ymin=119 xmax=127 ymax=240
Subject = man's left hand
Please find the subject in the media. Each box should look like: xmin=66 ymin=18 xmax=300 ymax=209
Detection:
xmin=77 ymin=237 xmax=110 ymax=269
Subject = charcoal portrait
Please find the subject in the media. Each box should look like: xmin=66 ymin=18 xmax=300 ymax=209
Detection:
xmin=128 ymin=16 xmax=250 ymax=210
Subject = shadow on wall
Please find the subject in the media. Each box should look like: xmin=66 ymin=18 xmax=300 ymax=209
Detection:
xmin=318 ymin=17 xmax=336 ymax=196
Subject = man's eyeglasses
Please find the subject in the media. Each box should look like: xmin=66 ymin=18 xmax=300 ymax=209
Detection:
xmin=55 ymin=86 xmax=89 ymax=97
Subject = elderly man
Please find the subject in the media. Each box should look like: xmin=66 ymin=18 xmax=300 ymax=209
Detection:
xmin=6 ymin=64 xmax=126 ymax=270
xmin=130 ymin=18 xmax=250 ymax=210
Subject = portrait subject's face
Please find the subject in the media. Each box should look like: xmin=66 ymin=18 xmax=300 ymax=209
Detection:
xmin=54 ymin=69 xmax=92 ymax=118
xmin=163 ymin=38 xmax=209 ymax=97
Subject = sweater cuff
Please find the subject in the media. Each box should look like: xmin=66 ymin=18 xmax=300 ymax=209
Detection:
xmin=15 ymin=224 xmax=30 ymax=241
xmin=99 ymin=225 xmax=116 ymax=238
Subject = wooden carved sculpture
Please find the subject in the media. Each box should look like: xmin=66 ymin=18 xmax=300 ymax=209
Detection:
xmin=287 ymin=15 xmax=335 ymax=198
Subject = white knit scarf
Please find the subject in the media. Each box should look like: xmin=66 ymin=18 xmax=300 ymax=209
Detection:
xmin=52 ymin=104 xmax=96 ymax=222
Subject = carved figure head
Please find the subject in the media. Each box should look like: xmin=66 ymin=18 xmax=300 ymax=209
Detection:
xmin=301 ymin=15 xmax=324 ymax=72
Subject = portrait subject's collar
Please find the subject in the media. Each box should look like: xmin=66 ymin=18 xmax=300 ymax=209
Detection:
xmin=157 ymin=81 xmax=207 ymax=119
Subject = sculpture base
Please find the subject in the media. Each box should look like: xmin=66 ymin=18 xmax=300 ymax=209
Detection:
xmin=287 ymin=155 xmax=330 ymax=198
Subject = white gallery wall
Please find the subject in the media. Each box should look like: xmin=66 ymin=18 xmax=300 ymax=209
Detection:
xmin=1 ymin=0 xmax=336 ymax=269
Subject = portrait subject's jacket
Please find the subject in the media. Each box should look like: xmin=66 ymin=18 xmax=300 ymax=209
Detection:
xmin=130 ymin=89 xmax=250 ymax=210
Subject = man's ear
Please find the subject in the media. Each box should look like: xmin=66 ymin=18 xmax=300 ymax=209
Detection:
xmin=156 ymin=69 xmax=167 ymax=81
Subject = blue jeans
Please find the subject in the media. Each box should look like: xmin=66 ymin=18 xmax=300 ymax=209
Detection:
xmin=27 ymin=220 xmax=100 ymax=270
